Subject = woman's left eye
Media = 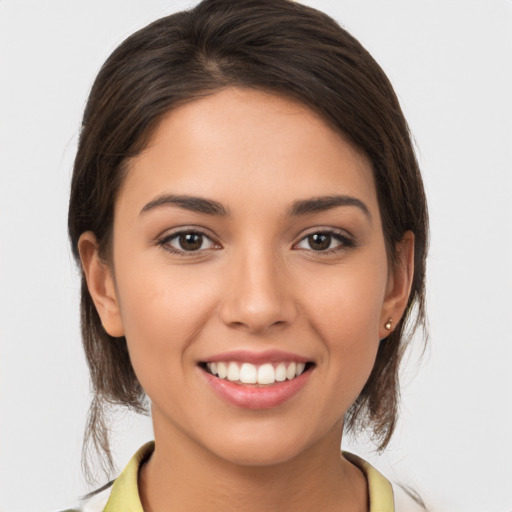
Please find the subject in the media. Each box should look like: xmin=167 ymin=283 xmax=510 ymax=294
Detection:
xmin=159 ymin=231 xmax=218 ymax=253
xmin=294 ymin=231 xmax=353 ymax=252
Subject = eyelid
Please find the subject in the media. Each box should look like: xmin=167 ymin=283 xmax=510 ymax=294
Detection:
xmin=154 ymin=226 xmax=355 ymax=255
xmin=292 ymin=227 xmax=355 ymax=252
xmin=156 ymin=226 xmax=222 ymax=255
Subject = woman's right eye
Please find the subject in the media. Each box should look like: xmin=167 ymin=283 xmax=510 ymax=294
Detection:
xmin=159 ymin=231 xmax=219 ymax=254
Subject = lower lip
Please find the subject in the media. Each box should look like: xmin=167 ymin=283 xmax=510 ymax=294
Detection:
xmin=201 ymin=367 xmax=312 ymax=409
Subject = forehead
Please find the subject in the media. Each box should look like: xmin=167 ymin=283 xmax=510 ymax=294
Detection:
xmin=119 ymin=87 xmax=379 ymax=218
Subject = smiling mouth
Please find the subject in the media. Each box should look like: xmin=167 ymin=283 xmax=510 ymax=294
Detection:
xmin=200 ymin=361 xmax=315 ymax=386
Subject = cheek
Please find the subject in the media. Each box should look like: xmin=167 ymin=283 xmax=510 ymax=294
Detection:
xmin=302 ymin=255 xmax=387 ymax=339
xmin=300 ymin=261 xmax=387 ymax=400
xmin=317 ymin=281 xmax=384 ymax=346
xmin=113 ymin=257 xmax=219 ymax=388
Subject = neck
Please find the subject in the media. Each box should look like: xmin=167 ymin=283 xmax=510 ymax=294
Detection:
xmin=139 ymin=421 xmax=368 ymax=512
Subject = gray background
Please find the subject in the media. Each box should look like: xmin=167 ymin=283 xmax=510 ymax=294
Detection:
xmin=1 ymin=1 xmax=511 ymax=510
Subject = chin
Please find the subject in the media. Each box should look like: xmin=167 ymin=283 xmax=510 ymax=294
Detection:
xmin=199 ymin=419 xmax=323 ymax=468
xmin=213 ymin=438 xmax=306 ymax=467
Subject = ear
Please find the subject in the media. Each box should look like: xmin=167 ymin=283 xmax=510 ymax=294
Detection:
xmin=379 ymin=231 xmax=415 ymax=339
xmin=78 ymin=231 xmax=125 ymax=337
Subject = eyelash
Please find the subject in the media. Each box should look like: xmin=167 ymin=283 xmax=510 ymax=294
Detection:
xmin=293 ymin=229 xmax=355 ymax=254
xmin=157 ymin=228 xmax=355 ymax=256
xmin=157 ymin=229 xmax=220 ymax=256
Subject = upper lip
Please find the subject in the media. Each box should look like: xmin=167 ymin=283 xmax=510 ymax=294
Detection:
xmin=200 ymin=349 xmax=312 ymax=365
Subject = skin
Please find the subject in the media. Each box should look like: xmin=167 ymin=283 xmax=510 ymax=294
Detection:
xmin=79 ymin=88 xmax=414 ymax=512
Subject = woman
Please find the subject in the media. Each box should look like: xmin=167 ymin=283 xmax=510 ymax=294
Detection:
xmin=67 ymin=0 xmax=428 ymax=510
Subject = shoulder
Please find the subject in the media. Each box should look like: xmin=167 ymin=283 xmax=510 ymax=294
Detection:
xmin=392 ymin=482 xmax=427 ymax=512
xmin=60 ymin=442 xmax=154 ymax=512
xmin=343 ymin=451 xmax=427 ymax=512
xmin=57 ymin=485 xmax=112 ymax=512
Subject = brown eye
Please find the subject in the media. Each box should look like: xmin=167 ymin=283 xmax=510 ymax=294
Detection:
xmin=178 ymin=232 xmax=204 ymax=251
xmin=294 ymin=230 xmax=354 ymax=253
xmin=161 ymin=230 xmax=218 ymax=254
xmin=307 ymin=233 xmax=332 ymax=251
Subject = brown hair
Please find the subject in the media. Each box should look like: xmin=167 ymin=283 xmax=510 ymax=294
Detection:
xmin=68 ymin=0 xmax=428 ymax=480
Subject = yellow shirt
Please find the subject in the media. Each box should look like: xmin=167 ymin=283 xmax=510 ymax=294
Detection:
xmin=98 ymin=442 xmax=395 ymax=512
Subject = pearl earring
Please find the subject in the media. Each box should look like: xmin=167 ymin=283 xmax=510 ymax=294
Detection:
xmin=384 ymin=318 xmax=392 ymax=331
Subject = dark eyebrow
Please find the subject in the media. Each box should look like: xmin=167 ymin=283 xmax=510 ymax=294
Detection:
xmin=288 ymin=195 xmax=371 ymax=220
xmin=140 ymin=194 xmax=229 ymax=216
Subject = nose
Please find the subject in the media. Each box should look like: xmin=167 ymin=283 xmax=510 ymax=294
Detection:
xmin=219 ymin=246 xmax=298 ymax=335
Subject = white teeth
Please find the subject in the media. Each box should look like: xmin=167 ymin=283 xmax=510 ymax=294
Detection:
xmin=217 ymin=362 xmax=227 ymax=379
xmin=206 ymin=360 xmax=309 ymax=385
xmin=286 ymin=362 xmax=296 ymax=380
xmin=257 ymin=363 xmax=275 ymax=385
xmin=227 ymin=362 xmax=240 ymax=381
xmin=275 ymin=363 xmax=287 ymax=382
xmin=239 ymin=363 xmax=257 ymax=384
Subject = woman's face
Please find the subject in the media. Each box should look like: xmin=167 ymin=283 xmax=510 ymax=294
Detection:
xmin=82 ymin=87 xmax=411 ymax=466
